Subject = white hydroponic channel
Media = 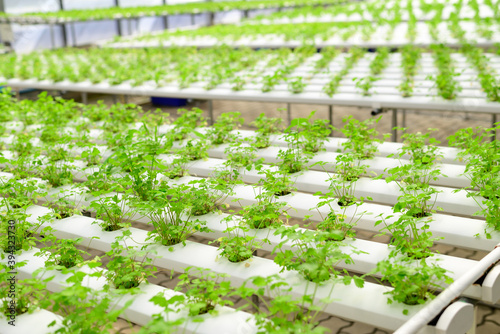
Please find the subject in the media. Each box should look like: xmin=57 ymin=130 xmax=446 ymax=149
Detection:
xmin=4 ymin=51 xmax=500 ymax=114
xmin=1 ymin=116 xmax=499 ymax=333
xmin=106 ymin=21 xmax=500 ymax=49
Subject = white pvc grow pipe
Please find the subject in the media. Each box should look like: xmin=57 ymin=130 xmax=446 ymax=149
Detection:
xmin=0 ymin=309 xmax=62 ymax=334
xmin=1 ymin=248 xmax=258 ymax=334
xmin=23 ymin=214 xmax=469 ymax=333
xmin=4 ymin=77 xmax=500 ymax=114
xmin=394 ymin=244 xmax=500 ymax=334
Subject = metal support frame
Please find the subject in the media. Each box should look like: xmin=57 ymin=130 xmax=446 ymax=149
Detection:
xmin=59 ymin=0 xmax=69 ymax=47
xmin=81 ymin=92 xmax=87 ymax=104
xmin=392 ymin=108 xmax=398 ymax=142
xmin=127 ymin=19 xmax=132 ymax=35
xmin=60 ymin=23 xmax=68 ymax=47
xmin=116 ymin=19 xmax=122 ymax=36
xmin=287 ymin=103 xmax=292 ymax=125
xmin=163 ymin=15 xmax=169 ymax=30
xmin=114 ymin=0 xmax=122 ymax=36
xmin=190 ymin=13 xmax=195 ymax=26
xmin=57 ymin=1 xmax=68 ymax=47
xmin=328 ymin=105 xmax=334 ymax=128
xmin=161 ymin=0 xmax=168 ymax=29
xmin=208 ymin=100 xmax=214 ymax=125
xmin=402 ymin=109 xmax=406 ymax=129
xmin=492 ymin=114 xmax=498 ymax=141
xmin=251 ymin=249 xmax=260 ymax=311
xmin=251 ymin=294 xmax=260 ymax=312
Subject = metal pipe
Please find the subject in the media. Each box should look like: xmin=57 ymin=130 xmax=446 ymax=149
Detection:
xmin=251 ymin=294 xmax=260 ymax=312
xmin=392 ymin=109 xmax=397 ymax=142
xmin=60 ymin=23 xmax=68 ymax=47
xmin=81 ymin=92 xmax=87 ymax=104
xmin=163 ymin=15 xmax=168 ymax=30
xmin=492 ymin=114 xmax=497 ymax=141
xmin=208 ymin=100 xmax=213 ymax=125
xmin=402 ymin=109 xmax=406 ymax=128
xmin=116 ymin=19 xmax=122 ymax=36
xmin=287 ymin=103 xmax=292 ymax=126
xmin=328 ymin=105 xmax=333 ymax=129
xmin=394 ymin=244 xmax=500 ymax=334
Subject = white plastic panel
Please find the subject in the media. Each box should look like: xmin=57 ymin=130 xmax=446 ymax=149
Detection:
xmin=62 ymin=0 xmax=116 ymax=10
xmin=11 ymin=24 xmax=65 ymax=53
xmin=3 ymin=0 xmax=59 ymax=14
xmin=119 ymin=0 xmax=164 ymax=7
xmin=66 ymin=21 xmax=119 ymax=47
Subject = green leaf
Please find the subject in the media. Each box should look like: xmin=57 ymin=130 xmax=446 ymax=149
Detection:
xmin=353 ymin=276 xmax=364 ymax=288
xmin=252 ymin=276 xmax=267 ymax=287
